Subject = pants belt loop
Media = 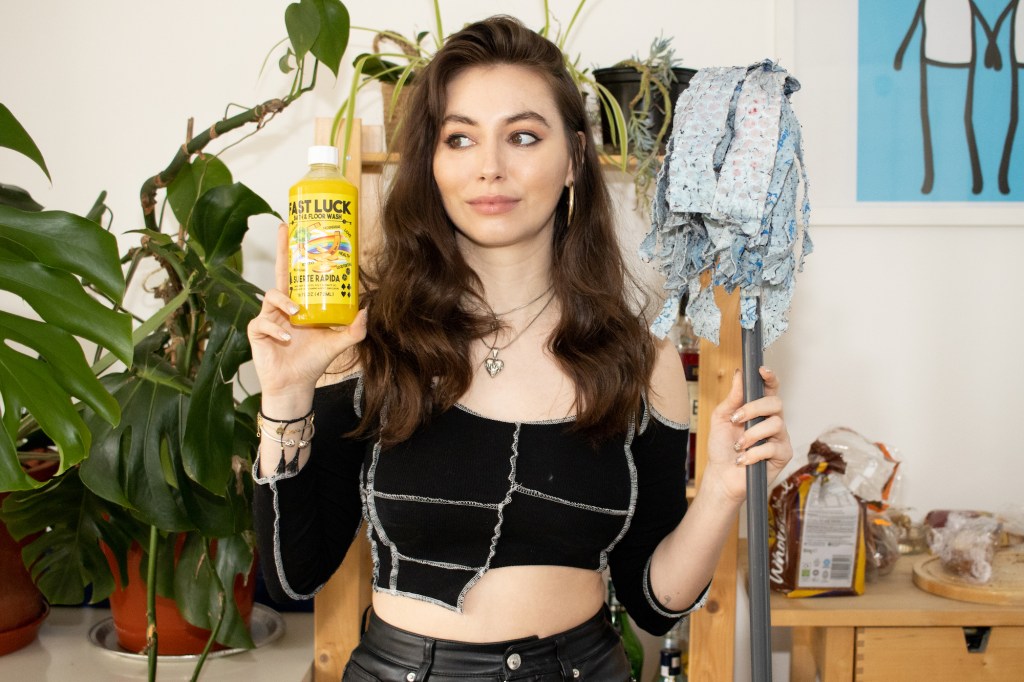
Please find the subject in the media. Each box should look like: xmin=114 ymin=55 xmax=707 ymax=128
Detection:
xmin=412 ymin=638 xmax=434 ymax=681
xmin=359 ymin=605 xmax=372 ymax=639
xmin=555 ymin=637 xmax=575 ymax=681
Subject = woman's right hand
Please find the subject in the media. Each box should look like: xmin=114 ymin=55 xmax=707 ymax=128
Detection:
xmin=247 ymin=224 xmax=367 ymax=402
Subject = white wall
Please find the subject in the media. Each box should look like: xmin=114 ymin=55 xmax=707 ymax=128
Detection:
xmin=3 ymin=1 xmax=1021 ymax=680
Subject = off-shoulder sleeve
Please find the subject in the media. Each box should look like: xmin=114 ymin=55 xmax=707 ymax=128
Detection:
xmin=252 ymin=374 xmax=367 ymax=602
xmin=607 ymin=404 xmax=709 ymax=635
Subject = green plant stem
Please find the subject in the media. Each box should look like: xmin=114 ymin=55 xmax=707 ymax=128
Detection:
xmin=191 ymin=538 xmax=228 ymax=682
xmin=559 ymin=0 xmax=588 ymax=50
xmin=88 ymin=283 xmax=193 ymax=378
xmin=146 ymin=525 xmax=159 ymax=682
xmin=121 ymin=247 xmax=147 ymax=304
xmin=180 ymin=310 xmax=202 ymax=378
xmin=289 ymin=54 xmax=305 ymax=100
xmin=140 ymin=99 xmax=287 ymax=230
xmin=432 ymin=0 xmax=444 ymax=52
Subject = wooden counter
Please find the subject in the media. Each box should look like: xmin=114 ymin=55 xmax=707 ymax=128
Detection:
xmin=762 ymin=553 xmax=1024 ymax=681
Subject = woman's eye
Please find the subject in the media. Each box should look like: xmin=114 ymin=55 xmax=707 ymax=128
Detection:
xmin=510 ymin=131 xmax=540 ymax=146
xmin=444 ymin=133 xmax=473 ymax=149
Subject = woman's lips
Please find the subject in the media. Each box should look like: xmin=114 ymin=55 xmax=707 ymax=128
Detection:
xmin=467 ymin=196 xmax=520 ymax=215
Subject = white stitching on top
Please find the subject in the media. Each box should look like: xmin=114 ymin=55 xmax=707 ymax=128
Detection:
xmin=251 ymin=453 xmax=301 ymax=484
xmin=454 ymin=402 xmax=577 ymax=425
xmin=269 ymin=479 xmax=322 ymax=600
xmin=353 ymin=373 xmax=364 ymax=418
xmin=373 ymin=586 xmax=463 ymax=613
xmin=639 ymin=394 xmax=651 ymax=435
xmin=642 ymin=553 xmax=712 ymax=617
xmin=512 ymin=484 xmax=630 ymax=516
xmin=393 ymin=551 xmax=481 ymax=572
xmin=360 ymin=438 xmax=395 ymax=585
xmin=648 ymin=403 xmax=689 ymax=431
xmin=371 ymin=490 xmax=501 ymax=510
xmin=597 ymin=413 xmax=639 ymax=571
xmin=456 ymin=422 xmax=521 ymax=610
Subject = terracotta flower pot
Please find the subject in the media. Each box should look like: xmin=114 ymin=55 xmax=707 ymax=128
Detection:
xmin=104 ymin=540 xmax=255 ymax=655
xmin=0 ymin=459 xmax=58 ymax=656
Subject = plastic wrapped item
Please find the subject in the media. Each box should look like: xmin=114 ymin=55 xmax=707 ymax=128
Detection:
xmin=864 ymin=510 xmax=901 ymax=580
xmin=925 ymin=510 xmax=1002 ymax=584
xmin=888 ymin=507 xmax=927 ymax=555
xmin=997 ymin=505 xmax=1024 ymax=547
xmin=768 ymin=451 xmax=867 ymax=597
xmin=810 ymin=427 xmax=900 ymax=509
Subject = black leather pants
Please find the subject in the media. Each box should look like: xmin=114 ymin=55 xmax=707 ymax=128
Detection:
xmin=341 ymin=607 xmax=632 ymax=681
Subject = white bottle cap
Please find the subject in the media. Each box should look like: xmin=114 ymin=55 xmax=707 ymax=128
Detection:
xmin=308 ymin=145 xmax=339 ymax=166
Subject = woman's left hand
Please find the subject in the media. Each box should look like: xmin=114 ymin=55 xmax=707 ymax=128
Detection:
xmin=701 ymin=366 xmax=793 ymax=504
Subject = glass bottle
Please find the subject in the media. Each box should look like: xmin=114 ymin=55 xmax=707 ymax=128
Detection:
xmin=607 ymin=580 xmax=644 ymax=681
xmin=672 ymin=297 xmax=700 ymax=482
xmin=652 ymin=617 xmax=689 ymax=682
xmin=287 ymin=145 xmax=359 ymax=326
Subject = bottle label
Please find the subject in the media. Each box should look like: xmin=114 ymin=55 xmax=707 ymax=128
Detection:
xmin=659 ymin=649 xmax=682 ymax=677
xmin=796 ymin=476 xmax=860 ymax=588
xmin=288 ymin=192 xmax=356 ymax=305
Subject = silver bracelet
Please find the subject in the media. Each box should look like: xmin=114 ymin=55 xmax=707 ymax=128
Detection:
xmin=259 ymin=423 xmax=315 ymax=448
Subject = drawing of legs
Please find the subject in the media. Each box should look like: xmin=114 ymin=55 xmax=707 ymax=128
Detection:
xmin=995 ymin=1 xmax=1020 ymax=194
xmin=895 ymin=0 xmax=996 ymax=195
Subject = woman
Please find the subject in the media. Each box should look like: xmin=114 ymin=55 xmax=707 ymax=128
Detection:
xmin=249 ymin=15 xmax=792 ymax=681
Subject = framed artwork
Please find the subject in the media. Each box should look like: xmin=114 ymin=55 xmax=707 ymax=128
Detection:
xmin=858 ymin=0 xmax=1023 ymax=202
xmin=780 ymin=0 xmax=1023 ymax=224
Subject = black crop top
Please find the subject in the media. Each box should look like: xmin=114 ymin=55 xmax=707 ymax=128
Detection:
xmin=252 ymin=373 xmax=708 ymax=635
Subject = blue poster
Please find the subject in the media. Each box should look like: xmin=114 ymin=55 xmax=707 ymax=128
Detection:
xmin=858 ymin=0 xmax=1024 ymax=201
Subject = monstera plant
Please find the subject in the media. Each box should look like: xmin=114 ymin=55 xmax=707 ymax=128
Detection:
xmin=0 ymin=0 xmax=351 ymax=677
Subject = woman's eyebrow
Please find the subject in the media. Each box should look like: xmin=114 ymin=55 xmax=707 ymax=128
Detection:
xmin=440 ymin=111 xmax=552 ymax=128
xmin=506 ymin=111 xmax=551 ymax=128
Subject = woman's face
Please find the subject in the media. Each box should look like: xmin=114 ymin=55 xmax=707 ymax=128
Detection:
xmin=432 ymin=64 xmax=574 ymax=255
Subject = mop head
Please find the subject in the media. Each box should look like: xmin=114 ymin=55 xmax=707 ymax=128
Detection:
xmin=640 ymin=59 xmax=812 ymax=348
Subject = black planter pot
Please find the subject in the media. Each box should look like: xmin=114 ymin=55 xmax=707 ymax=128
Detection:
xmin=592 ymin=66 xmax=696 ymax=153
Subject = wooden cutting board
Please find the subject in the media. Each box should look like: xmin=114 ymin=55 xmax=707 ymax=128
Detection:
xmin=912 ymin=551 xmax=1024 ymax=606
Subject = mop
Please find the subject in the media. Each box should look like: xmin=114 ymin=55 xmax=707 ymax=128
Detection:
xmin=640 ymin=59 xmax=811 ymax=682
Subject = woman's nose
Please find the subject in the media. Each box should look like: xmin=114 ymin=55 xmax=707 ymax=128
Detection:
xmin=477 ymin=139 xmax=505 ymax=181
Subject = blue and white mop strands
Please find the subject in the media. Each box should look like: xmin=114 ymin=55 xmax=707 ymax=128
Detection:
xmin=641 ymin=60 xmax=812 ymax=348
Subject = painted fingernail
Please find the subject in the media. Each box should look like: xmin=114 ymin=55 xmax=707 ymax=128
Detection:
xmin=280 ymin=331 xmax=292 ymax=341
xmin=730 ymin=411 xmax=742 ymax=424
xmin=761 ymin=366 xmax=773 ymax=375
xmin=289 ymin=304 xmax=300 ymax=315
xmin=735 ymin=455 xmax=746 ymax=466
xmin=733 ymin=440 xmax=743 ymax=453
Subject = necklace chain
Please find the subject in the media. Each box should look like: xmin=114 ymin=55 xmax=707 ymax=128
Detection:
xmin=491 ymin=284 xmax=554 ymax=318
xmin=482 ymin=291 xmax=555 ymax=378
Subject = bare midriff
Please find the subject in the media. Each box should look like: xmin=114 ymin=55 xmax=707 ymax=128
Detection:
xmin=369 ymin=565 xmax=606 ymax=641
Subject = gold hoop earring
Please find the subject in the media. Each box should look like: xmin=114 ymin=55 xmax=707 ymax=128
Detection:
xmin=567 ymin=183 xmax=575 ymax=226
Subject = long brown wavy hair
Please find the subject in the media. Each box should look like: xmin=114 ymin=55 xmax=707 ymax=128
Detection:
xmin=357 ymin=15 xmax=655 ymax=445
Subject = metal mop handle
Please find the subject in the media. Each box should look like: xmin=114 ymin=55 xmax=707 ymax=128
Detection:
xmin=743 ymin=322 xmax=773 ymax=682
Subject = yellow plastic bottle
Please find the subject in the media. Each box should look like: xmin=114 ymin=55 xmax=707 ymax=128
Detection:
xmin=287 ymin=145 xmax=359 ymax=326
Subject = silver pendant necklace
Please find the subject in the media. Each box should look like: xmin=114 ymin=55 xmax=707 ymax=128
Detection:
xmin=483 ymin=290 xmax=555 ymax=378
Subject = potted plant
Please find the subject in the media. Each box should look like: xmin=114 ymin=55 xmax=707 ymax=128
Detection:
xmin=332 ymin=0 xmax=636 ymax=173
xmin=0 ymin=101 xmax=133 ymax=654
xmin=0 ymin=0 xmax=352 ymax=677
xmin=593 ymin=35 xmax=695 ymax=206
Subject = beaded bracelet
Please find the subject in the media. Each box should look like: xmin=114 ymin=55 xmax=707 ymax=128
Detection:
xmin=257 ymin=409 xmax=315 ymax=474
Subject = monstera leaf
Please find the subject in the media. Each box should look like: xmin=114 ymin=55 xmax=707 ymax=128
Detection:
xmin=175 ymin=532 xmax=256 ymax=650
xmin=0 ymin=468 xmax=144 ymax=604
xmin=0 ymin=104 xmax=131 ymax=492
